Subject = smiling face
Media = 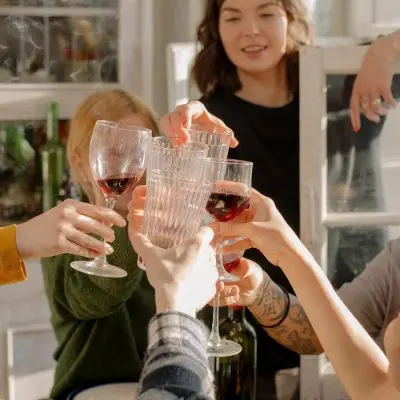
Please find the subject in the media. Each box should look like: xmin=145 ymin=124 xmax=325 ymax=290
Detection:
xmin=219 ymin=0 xmax=289 ymax=76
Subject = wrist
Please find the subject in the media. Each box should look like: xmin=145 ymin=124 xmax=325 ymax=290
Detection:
xmin=370 ymin=34 xmax=400 ymax=64
xmin=247 ymin=271 xmax=270 ymax=309
xmin=15 ymin=223 xmax=32 ymax=260
xmin=155 ymin=289 xmax=196 ymax=318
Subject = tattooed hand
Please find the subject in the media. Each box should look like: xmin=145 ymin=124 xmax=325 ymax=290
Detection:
xmin=218 ymin=258 xmax=266 ymax=307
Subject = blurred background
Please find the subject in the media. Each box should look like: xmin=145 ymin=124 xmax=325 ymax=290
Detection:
xmin=0 ymin=1 xmax=399 ymax=400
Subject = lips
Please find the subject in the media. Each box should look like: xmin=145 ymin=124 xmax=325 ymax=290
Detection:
xmin=241 ymin=45 xmax=268 ymax=53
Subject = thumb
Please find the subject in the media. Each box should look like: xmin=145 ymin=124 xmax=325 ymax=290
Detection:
xmin=129 ymin=232 xmax=155 ymax=260
xmin=182 ymin=227 xmax=214 ymax=261
xmin=211 ymin=220 xmax=251 ymax=239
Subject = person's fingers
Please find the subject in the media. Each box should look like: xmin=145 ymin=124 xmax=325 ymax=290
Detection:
xmin=183 ymin=227 xmax=215 ymax=258
xmin=56 ymin=235 xmax=100 ymax=258
xmin=129 ymin=211 xmax=144 ymax=228
xmin=64 ymin=208 xmax=116 ymax=242
xmin=186 ymin=101 xmax=239 ymax=147
xmin=130 ymin=194 xmax=146 ymax=211
xmin=211 ymin=220 xmax=250 ymax=239
xmin=132 ymin=185 xmax=147 ymax=199
xmin=369 ymin=91 xmax=387 ymax=116
xmin=74 ymin=201 xmax=126 ymax=227
xmin=217 ymin=285 xmax=240 ymax=307
xmin=216 ymin=280 xmax=224 ymax=293
xmin=381 ymin=87 xmax=397 ymax=108
xmin=64 ymin=226 xmax=114 ymax=255
xmin=222 ymin=238 xmax=253 ymax=254
xmin=350 ymin=91 xmax=362 ymax=132
xmin=129 ymin=232 xmax=156 ymax=260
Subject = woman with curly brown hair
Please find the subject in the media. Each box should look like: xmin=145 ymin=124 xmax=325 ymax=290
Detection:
xmin=162 ymin=1 xmax=314 ymax=397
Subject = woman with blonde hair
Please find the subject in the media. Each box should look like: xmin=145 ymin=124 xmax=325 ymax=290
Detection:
xmin=41 ymin=89 xmax=158 ymax=400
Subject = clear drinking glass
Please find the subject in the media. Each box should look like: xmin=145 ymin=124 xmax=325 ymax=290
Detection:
xmin=147 ymin=136 xmax=209 ymax=181
xmin=137 ymin=169 xmax=212 ymax=268
xmin=186 ymin=126 xmax=231 ymax=160
xmin=205 ymin=159 xmax=253 ymax=357
xmin=71 ymin=120 xmax=151 ymax=278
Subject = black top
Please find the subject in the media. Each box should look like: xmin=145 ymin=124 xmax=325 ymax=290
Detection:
xmin=201 ymin=87 xmax=300 ymax=374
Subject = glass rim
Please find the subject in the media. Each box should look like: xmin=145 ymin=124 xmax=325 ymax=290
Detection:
xmin=149 ymin=169 xmax=213 ymax=187
xmin=209 ymin=158 xmax=253 ymax=167
xmin=151 ymin=136 xmax=209 ymax=153
xmin=186 ymin=125 xmax=233 ymax=137
xmin=95 ymin=120 xmax=153 ymax=135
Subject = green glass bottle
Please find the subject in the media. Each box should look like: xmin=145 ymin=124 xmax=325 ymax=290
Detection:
xmin=213 ymin=306 xmax=257 ymax=400
xmin=40 ymin=102 xmax=65 ymax=211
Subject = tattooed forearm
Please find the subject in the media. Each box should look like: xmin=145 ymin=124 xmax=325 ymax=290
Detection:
xmin=248 ymin=276 xmax=324 ymax=355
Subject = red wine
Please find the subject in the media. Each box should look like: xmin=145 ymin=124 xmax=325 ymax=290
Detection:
xmin=206 ymin=192 xmax=250 ymax=222
xmin=224 ymin=258 xmax=240 ymax=273
xmin=97 ymin=174 xmax=141 ymax=196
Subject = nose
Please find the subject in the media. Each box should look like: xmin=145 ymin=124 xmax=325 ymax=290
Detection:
xmin=242 ymin=17 xmax=260 ymax=37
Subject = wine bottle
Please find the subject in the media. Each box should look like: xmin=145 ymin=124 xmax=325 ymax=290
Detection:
xmin=40 ymin=102 xmax=65 ymax=211
xmin=213 ymin=306 xmax=257 ymax=400
xmin=57 ymin=168 xmax=81 ymax=204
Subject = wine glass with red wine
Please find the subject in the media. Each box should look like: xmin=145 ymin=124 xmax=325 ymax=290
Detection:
xmin=70 ymin=120 xmax=151 ymax=278
xmin=206 ymin=159 xmax=253 ymax=357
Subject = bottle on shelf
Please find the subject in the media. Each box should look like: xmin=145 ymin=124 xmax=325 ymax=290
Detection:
xmin=57 ymin=168 xmax=82 ymax=204
xmin=213 ymin=306 xmax=257 ymax=400
xmin=40 ymin=101 xmax=65 ymax=211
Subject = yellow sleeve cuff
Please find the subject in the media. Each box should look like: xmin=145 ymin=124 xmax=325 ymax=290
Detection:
xmin=0 ymin=225 xmax=27 ymax=286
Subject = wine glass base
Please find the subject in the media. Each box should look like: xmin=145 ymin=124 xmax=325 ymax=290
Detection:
xmin=70 ymin=260 xmax=127 ymax=278
xmin=207 ymin=338 xmax=242 ymax=357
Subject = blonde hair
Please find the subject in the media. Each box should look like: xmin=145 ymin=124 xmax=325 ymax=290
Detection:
xmin=67 ymin=89 xmax=158 ymax=203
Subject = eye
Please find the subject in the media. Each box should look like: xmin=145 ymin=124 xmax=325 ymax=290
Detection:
xmin=225 ymin=16 xmax=240 ymax=23
xmin=260 ymin=13 xmax=274 ymax=18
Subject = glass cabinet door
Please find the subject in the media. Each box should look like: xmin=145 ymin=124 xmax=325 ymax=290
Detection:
xmin=0 ymin=2 xmax=118 ymax=83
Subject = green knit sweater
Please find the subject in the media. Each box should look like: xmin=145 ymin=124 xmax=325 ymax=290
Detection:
xmin=41 ymin=226 xmax=156 ymax=399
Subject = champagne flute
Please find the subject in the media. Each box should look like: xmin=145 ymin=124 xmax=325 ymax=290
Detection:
xmin=71 ymin=120 xmax=151 ymax=278
xmin=206 ymin=159 xmax=253 ymax=357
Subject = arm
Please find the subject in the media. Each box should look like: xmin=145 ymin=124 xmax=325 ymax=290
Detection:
xmin=337 ymin=242 xmax=394 ymax=344
xmin=138 ymin=312 xmax=214 ymax=400
xmin=213 ymin=190 xmax=400 ymax=399
xmin=248 ymin=273 xmax=323 ymax=355
xmin=42 ymin=226 xmax=144 ymax=320
xmin=0 ymin=225 xmax=26 ymax=285
xmin=281 ymin=249 xmax=398 ymax=400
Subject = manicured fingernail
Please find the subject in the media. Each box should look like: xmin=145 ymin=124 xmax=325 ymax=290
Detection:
xmin=105 ymin=244 xmax=114 ymax=255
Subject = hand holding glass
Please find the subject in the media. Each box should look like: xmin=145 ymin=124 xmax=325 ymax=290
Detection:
xmin=71 ymin=120 xmax=151 ymax=278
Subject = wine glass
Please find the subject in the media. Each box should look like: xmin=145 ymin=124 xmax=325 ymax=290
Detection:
xmin=206 ymin=159 xmax=253 ymax=357
xmin=71 ymin=120 xmax=151 ymax=278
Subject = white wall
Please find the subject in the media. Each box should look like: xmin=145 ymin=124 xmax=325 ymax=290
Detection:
xmin=151 ymin=0 xmax=205 ymax=116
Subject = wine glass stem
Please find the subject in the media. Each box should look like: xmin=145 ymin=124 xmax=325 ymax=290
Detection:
xmin=96 ymin=197 xmax=116 ymax=267
xmin=209 ymin=290 xmax=221 ymax=347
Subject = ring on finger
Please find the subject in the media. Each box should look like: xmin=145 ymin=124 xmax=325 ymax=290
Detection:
xmin=372 ymin=98 xmax=382 ymax=106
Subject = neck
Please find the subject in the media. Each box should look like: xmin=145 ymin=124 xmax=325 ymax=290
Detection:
xmin=229 ymin=305 xmax=245 ymax=320
xmin=235 ymin=61 xmax=293 ymax=108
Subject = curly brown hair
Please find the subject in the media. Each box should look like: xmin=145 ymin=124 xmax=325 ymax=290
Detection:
xmin=192 ymin=0 xmax=314 ymax=97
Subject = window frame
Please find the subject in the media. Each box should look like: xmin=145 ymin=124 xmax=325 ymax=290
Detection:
xmin=299 ymin=43 xmax=400 ymax=399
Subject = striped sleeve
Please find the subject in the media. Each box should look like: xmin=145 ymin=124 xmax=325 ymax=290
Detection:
xmin=138 ymin=311 xmax=215 ymax=400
